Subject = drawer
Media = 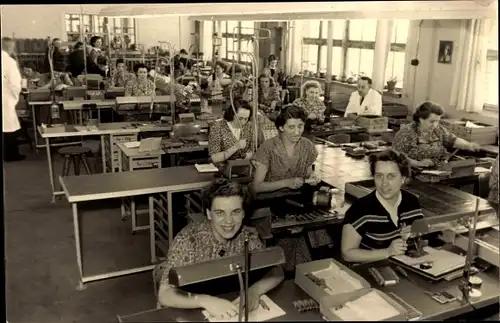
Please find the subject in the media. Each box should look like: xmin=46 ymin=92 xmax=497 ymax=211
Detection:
xmin=131 ymin=157 xmax=160 ymax=169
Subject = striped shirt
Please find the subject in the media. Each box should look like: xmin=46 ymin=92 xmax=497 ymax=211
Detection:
xmin=343 ymin=190 xmax=424 ymax=250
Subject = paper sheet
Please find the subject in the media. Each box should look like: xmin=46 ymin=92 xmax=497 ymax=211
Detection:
xmin=202 ymin=295 xmax=286 ymax=322
xmin=124 ymin=141 xmax=141 ymax=148
xmin=195 ymin=163 xmax=219 ymax=173
xmin=333 ymin=290 xmax=400 ymax=321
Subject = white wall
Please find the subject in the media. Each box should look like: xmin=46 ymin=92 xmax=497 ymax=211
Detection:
xmin=0 ymin=4 xmax=194 ymax=49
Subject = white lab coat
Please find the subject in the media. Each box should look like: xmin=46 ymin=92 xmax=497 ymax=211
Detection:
xmin=344 ymin=88 xmax=383 ymax=117
xmin=2 ymin=50 xmax=22 ymax=133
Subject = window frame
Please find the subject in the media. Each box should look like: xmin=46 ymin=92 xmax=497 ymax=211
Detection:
xmin=484 ymin=48 xmax=498 ymax=111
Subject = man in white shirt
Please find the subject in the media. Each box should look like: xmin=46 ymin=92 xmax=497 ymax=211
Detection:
xmin=344 ymin=76 xmax=383 ymax=117
xmin=2 ymin=37 xmax=25 ymax=162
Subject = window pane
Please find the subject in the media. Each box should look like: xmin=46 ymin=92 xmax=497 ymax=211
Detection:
xmin=227 ymin=38 xmax=234 ymax=58
xmin=349 ymin=19 xmax=377 ymax=41
xmin=306 ymin=20 xmax=321 ymax=38
xmin=392 ymin=19 xmax=409 ymax=43
xmin=359 ymin=49 xmax=374 ymax=77
xmin=486 ymin=60 xmax=498 ymax=105
xmin=385 ymin=51 xmax=405 ymax=88
xmin=219 ymin=39 xmax=226 ymax=59
xmin=301 ymin=45 xmax=318 ymax=72
xmin=319 ymin=46 xmax=343 ymax=76
xmin=227 ymin=21 xmax=238 ymax=34
xmin=346 ymin=48 xmax=360 ymax=76
xmin=240 ymin=21 xmax=254 ymax=34
xmin=202 ymin=21 xmax=213 ymax=60
xmin=221 ymin=22 xmax=227 ymax=33
xmin=488 ymin=19 xmax=498 ymax=50
xmin=321 ymin=20 xmax=346 ymax=39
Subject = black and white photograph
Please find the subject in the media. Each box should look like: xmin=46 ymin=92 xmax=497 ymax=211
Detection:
xmin=438 ymin=40 xmax=454 ymax=64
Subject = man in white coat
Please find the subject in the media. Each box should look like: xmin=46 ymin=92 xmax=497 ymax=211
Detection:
xmin=2 ymin=37 xmax=25 ymax=162
xmin=344 ymin=76 xmax=382 ymax=117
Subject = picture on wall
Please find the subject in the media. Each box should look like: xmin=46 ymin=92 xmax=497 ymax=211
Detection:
xmin=438 ymin=40 xmax=453 ymax=64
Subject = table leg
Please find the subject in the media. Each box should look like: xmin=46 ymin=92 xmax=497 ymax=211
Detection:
xmin=72 ymin=203 xmax=87 ymax=291
xmin=98 ymin=108 xmax=101 ymax=123
xmin=79 ymin=109 xmax=83 ymax=125
xmin=170 ymin=154 xmax=175 ymax=167
xmin=31 ymin=104 xmax=39 ymax=149
xmin=131 ymin=198 xmax=137 ymax=233
xmin=100 ymin=135 xmax=106 ymax=173
xmin=167 ymin=191 xmax=174 ymax=246
xmin=149 ymin=196 xmax=156 ymax=263
xmin=45 ymin=137 xmax=57 ymax=203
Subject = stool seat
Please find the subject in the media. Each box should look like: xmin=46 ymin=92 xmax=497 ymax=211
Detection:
xmin=58 ymin=146 xmax=91 ymax=156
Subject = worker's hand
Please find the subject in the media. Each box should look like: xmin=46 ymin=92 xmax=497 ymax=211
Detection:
xmin=468 ymin=142 xmax=482 ymax=152
xmin=387 ymin=238 xmax=407 ymax=257
xmin=417 ymin=159 xmax=434 ymax=168
xmin=232 ymin=288 xmax=261 ymax=313
xmin=245 ymin=151 xmax=253 ymax=159
xmin=199 ymin=295 xmax=238 ymax=320
xmin=286 ymin=177 xmax=305 ymax=189
xmin=305 ymin=176 xmax=321 ymax=186
xmin=236 ymin=139 xmax=247 ymax=150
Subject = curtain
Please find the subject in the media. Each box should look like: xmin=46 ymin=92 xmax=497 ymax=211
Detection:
xmin=449 ymin=19 xmax=491 ymax=113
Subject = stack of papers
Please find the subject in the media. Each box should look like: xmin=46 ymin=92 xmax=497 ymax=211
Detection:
xmin=202 ymin=295 xmax=285 ymax=322
xmin=195 ymin=163 xmax=219 ymax=173
xmin=332 ymin=290 xmax=400 ymax=321
xmin=124 ymin=141 xmax=141 ymax=149
xmin=465 ymin=121 xmax=484 ymax=128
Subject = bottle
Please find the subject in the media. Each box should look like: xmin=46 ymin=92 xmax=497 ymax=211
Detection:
xmin=50 ymin=103 xmax=60 ymax=124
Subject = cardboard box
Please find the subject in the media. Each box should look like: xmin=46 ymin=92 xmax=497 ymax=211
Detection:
xmin=455 ymin=119 xmax=497 ymax=145
xmin=330 ymin=117 xmax=356 ymax=127
xmin=295 ymin=258 xmax=370 ymax=303
xmin=356 ymin=116 xmax=389 ymax=133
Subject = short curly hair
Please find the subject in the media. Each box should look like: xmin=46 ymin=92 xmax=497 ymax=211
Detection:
xmin=202 ymin=178 xmax=247 ymax=213
xmin=369 ymin=149 xmax=411 ymax=178
xmin=274 ymin=104 xmax=308 ymax=130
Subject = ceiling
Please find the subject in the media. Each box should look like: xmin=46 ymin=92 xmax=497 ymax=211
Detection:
xmin=98 ymin=1 xmax=497 ymax=20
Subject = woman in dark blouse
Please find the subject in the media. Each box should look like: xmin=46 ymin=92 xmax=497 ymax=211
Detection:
xmin=208 ymin=100 xmax=255 ymax=165
xmin=393 ymin=101 xmax=481 ymax=168
xmin=342 ymin=149 xmax=424 ymax=263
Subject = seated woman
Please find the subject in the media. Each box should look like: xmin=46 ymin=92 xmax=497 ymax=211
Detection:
xmin=208 ymin=100 xmax=254 ymax=165
xmin=109 ymin=58 xmax=135 ymax=88
xmin=155 ymin=179 xmax=284 ymax=320
xmin=341 ymin=149 xmax=424 ymax=263
xmin=393 ymin=101 xmax=481 ymax=168
xmin=292 ymin=80 xmax=326 ymax=123
xmin=257 ymin=74 xmax=280 ymax=116
xmin=125 ymin=63 xmax=155 ymax=96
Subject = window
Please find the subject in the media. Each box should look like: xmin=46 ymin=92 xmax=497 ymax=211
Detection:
xmin=202 ymin=21 xmax=213 ymax=61
xmin=485 ymin=19 xmax=498 ymax=109
xmin=319 ymin=46 xmax=342 ymax=76
xmin=64 ymin=14 xmax=137 ymax=48
xmin=348 ymin=19 xmax=377 ymax=42
xmin=346 ymin=19 xmax=377 ymax=77
xmin=385 ymin=19 xmax=409 ymax=89
xmin=219 ymin=21 xmax=255 ymax=64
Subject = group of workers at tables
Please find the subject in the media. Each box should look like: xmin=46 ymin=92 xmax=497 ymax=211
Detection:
xmin=147 ymin=88 xmax=498 ymax=319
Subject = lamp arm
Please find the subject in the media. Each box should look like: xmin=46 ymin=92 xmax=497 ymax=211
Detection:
xmin=236 ymin=267 xmax=245 ymax=322
xmin=244 ymin=237 xmax=250 ymax=322
xmin=459 ymin=197 xmax=480 ymax=304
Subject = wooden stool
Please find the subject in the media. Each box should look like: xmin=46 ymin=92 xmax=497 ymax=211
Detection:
xmin=59 ymin=146 xmax=92 ymax=176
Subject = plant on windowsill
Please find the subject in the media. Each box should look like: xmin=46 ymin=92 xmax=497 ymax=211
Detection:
xmin=387 ymin=76 xmax=397 ymax=92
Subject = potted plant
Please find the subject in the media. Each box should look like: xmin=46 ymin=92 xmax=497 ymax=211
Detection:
xmin=387 ymin=76 xmax=397 ymax=92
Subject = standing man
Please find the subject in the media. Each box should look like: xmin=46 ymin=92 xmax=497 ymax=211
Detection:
xmin=2 ymin=37 xmax=25 ymax=162
xmin=344 ymin=76 xmax=382 ymax=117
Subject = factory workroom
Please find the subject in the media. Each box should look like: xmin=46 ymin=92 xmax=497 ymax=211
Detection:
xmin=2 ymin=2 xmax=500 ymax=323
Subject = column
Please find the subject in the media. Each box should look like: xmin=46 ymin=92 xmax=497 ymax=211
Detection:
xmin=324 ymin=20 xmax=334 ymax=101
xmin=371 ymin=20 xmax=394 ymax=93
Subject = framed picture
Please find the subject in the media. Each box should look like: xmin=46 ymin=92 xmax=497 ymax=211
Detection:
xmin=438 ymin=41 xmax=453 ymax=64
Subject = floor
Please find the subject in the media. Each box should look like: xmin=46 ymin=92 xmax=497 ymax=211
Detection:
xmin=5 ymin=143 xmax=499 ymax=322
xmin=5 ymin=144 xmax=157 ymax=323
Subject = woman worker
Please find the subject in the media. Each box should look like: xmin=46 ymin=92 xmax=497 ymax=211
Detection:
xmin=341 ymin=149 xmax=425 ymax=263
xmin=125 ymin=63 xmax=155 ymax=96
xmin=252 ymin=104 xmax=325 ymax=273
xmin=257 ymin=74 xmax=280 ymax=116
xmin=292 ymin=80 xmax=326 ymax=123
xmin=393 ymin=101 xmax=481 ymax=168
xmin=208 ymin=100 xmax=255 ymax=166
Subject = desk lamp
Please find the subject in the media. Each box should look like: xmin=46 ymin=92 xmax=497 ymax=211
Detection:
xmin=168 ymin=246 xmax=285 ymax=322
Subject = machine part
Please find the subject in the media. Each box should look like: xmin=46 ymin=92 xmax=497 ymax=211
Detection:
xmin=469 ymin=276 xmax=483 ymax=288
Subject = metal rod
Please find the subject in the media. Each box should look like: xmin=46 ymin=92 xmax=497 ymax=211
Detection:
xmin=244 ymin=237 xmax=250 ymax=322
xmin=149 ymin=47 xmax=160 ymax=119
xmin=80 ymin=5 xmax=88 ymax=90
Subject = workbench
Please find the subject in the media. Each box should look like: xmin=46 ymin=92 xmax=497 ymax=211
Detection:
xmin=39 ymin=122 xmax=172 ymax=202
xmin=28 ymin=99 xmax=116 ymax=148
xmin=116 ymin=264 xmax=499 ymax=322
xmin=59 ymin=165 xmax=215 ymax=289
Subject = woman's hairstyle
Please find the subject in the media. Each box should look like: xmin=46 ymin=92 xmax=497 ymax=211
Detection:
xmin=215 ymin=61 xmax=226 ymax=70
xmin=223 ymin=99 xmax=253 ymax=122
xmin=258 ymin=74 xmax=275 ymax=87
xmin=269 ymin=54 xmax=277 ymax=62
xmin=133 ymin=63 xmax=148 ymax=74
xmin=90 ymin=36 xmax=102 ymax=47
xmin=275 ymin=104 xmax=308 ymax=129
xmin=369 ymin=149 xmax=411 ymax=178
xmin=116 ymin=58 xmax=125 ymax=65
xmin=300 ymin=80 xmax=321 ymax=98
xmin=412 ymin=101 xmax=445 ymax=123
xmin=202 ymin=178 xmax=247 ymax=213
xmin=73 ymin=42 xmax=84 ymax=50
xmin=229 ymin=64 xmax=243 ymax=74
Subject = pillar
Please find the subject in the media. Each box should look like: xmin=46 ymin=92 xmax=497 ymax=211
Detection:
xmin=324 ymin=20 xmax=334 ymax=101
xmin=371 ymin=20 xmax=394 ymax=93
